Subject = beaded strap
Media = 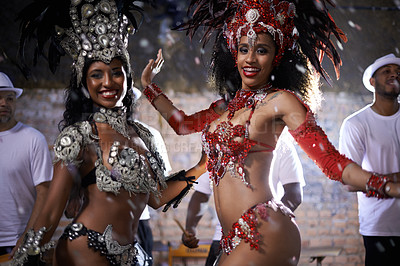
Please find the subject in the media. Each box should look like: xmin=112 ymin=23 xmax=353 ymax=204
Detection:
xmin=162 ymin=170 xmax=197 ymax=212
xmin=143 ymin=83 xmax=163 ymax=103
xmin=365 ymin=174 xmax=392 ymax=199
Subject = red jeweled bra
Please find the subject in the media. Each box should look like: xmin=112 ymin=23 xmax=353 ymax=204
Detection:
xmin=202 ymin=85 xmax=274 ymax=188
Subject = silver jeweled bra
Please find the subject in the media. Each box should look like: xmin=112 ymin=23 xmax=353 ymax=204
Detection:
xmin=53 ymin=107 xmax=166 ymax=196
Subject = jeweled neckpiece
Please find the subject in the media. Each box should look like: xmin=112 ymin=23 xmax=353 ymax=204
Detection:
xmin=227 ymin=84 xmax=272 ymax=119
xmin=92 ymin=107 xmax=130 ymax=139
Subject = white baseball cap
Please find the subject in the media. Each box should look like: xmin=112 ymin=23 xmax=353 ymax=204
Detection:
xmin=362 ymin=53 xmax=400 ymax=92
xmin=0 ymin=72 xmax=23 ymax=98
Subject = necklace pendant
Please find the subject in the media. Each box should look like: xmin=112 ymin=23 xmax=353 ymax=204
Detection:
xmin=93 ymin=107 xmax=131 ymax=139
xmin=246 ymin=97 xmax=255 ymax=108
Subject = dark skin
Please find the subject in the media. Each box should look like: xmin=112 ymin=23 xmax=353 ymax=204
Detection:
xmin=14 ymin=59 xmax=200 ymax=266
xmin=142 ymin=34 xmax=400 ymax=265
xmin=182 ymin=183 xmax=302 ymax=249
xmin=345 ymin=63 xmax=400 ymax=192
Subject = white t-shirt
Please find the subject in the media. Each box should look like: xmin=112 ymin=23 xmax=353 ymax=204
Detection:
xmin=0 ymin=122 xmax=53 ymax=246
xmin=270 ymin=128 xmax=305 ymax=199
xmin=339 ymin=104 xmax=400 ymax=237
xmin=194 ymin=128 xmax=305 ymax=240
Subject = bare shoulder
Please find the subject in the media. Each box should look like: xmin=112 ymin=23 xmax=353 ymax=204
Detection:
xmin=265 ymin=90 xmax=308 ymax=130
xmin=265 ymin=90 xmax=306 ymax=113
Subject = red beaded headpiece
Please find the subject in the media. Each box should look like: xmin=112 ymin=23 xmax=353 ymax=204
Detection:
xmin=224 ymin=0 xmax=298 ymax=65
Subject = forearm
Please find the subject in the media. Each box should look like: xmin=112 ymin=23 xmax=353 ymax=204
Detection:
xmin=185 ymin=191 xmax=210 ymax=234
xmin=143 ymin=83 xmax=222 ymax=135
xmin=287 ymin=109 xmax=400 ymax=198
xmin=149 ymin=154 xmax=208 ymax=209
xmin=23 ymin=182 xmax=50 ymax=233
xmin=148 ymin=166 xmax=207 ymax=209
xmin=143 ymin=82 xmax=183 ymax=126
xmin=33 ymin=163 xmax=75 ymax=243
xmin=281 ymin=183 xmax=302 ymax=212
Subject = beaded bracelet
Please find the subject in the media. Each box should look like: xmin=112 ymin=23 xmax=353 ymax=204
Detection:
xmin=12 ymin=227 xmax=56 ymax=265
xmin=143 ymin=83 xmax=163 ymax=103
xmin=365 ymin=173 xmax=392 ymax=199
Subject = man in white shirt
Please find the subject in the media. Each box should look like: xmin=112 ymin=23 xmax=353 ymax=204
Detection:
xmin=339 ymin=54 xmax=400 ymax=266
xmin=0 ymin=72 xmax=53 ymax=258
xmin=182 ymin=129 xmax=305 ymax=265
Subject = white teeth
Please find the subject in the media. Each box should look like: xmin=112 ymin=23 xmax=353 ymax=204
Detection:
xmin=101 ymin=91 xmax=117 ymax=96
xmin=244 ymin=68 xmax=259 ymax=72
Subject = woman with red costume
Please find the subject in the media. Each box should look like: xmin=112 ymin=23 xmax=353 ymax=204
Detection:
xmin=141 ymin=0 xmax=400 ymax=265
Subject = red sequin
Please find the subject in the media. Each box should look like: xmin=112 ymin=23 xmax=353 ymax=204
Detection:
xmin=221 ymin=208 xmax=260 ymax=255
xmin=220 ymin=200 xmax=294 ymax=255
xmin=202 ymin=87 xmax=273 ymax=187
xmin=366 ymin=174 xmax=391 ymax=199
xmin=225 ymin=0 xmax=298 ymax=65
xmin=289 ymin=109 xmax=353 ymax=183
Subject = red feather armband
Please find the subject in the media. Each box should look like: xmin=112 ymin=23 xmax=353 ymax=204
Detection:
xmin=168 ymin=99 xmax=223 ymax=135
xmin=289 ymin=111 xmax=353 ymax=183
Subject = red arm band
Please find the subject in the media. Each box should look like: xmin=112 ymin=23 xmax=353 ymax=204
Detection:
xmin=365 ymin=174 xmax=392 ymax=199
xmin=289 ymin=110 xmax=353 ymax=183
xmin=143 ymin=83 xmax=165 ymax=104
xmin=168 ymin=99 xmax=224 ymax=135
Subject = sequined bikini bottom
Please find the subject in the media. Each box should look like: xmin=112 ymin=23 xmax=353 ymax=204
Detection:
xmin=220 ymin=198 xmax=294 ymax=255
xmin=61 ymin=223 xmax=138 ymax=265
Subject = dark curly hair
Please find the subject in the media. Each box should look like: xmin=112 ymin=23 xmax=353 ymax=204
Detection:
xmin=59 ymin=57 xmax=134 ymax=130
xmin=209 ymin=32 xmax=321 ymax=111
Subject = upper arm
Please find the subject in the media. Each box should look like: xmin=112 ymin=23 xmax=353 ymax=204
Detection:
xmin=272 ymin=91 xmax=308 ymax=131
xmin=34 ymin=181 xmax=50 ymax=197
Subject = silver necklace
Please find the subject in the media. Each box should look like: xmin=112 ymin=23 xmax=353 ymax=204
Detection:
xmin=92 ymin=107 xmax=131 ymax=139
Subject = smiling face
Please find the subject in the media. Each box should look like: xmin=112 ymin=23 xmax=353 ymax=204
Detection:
xmin=371 ymin=64 xmax=400 ymax=99
xmin=86 ymin=58 xmax=127 ymax=108
xmin=237 ymin=33 xmax=276 ymax=90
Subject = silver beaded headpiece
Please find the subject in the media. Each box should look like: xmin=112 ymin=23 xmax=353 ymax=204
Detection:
xmin=57 ymin=0 xmax=134 ymax=84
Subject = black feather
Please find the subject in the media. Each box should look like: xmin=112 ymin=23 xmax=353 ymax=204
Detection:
xmin=176 ymin=0 xmax=347 ymax=82
xmin=16 ymin=0 xmax=154 ymax=78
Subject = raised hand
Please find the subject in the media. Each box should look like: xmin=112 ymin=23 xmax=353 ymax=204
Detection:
xmin=141 ymin=48 xmax=164 ymax=89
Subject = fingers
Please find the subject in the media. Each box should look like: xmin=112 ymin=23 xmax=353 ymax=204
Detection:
xmin=151 ymin=50 xmax=164 ymax=78
xmin=385 ymin=182 xmax=400 ymax=198
xmin=181 ymin=232 xmax=199 ymax=248
xmin=141 ymin=49 xmax=164 ymax=88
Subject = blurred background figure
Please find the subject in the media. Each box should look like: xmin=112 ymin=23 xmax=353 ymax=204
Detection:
xmin=339 ymin=53 xmax=400 ymax=266
xmin=0 ymin=72 xmax=52 ymax=261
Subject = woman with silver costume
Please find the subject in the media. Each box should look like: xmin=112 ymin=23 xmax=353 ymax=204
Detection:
xmin=11 ymin=0 xmax=197 ymax=265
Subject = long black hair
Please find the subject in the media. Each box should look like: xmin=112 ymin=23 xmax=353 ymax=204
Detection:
xmin=59 ymin=58 xmax=134 ymax=130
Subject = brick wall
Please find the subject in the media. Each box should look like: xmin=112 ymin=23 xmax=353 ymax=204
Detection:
xmin=15 ymin=88 xmax=372 ymax=266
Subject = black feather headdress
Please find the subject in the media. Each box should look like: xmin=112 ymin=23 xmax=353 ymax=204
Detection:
xmin=17 ymin=0 xmax=153 ymax=83
xmin=177 ymin=0 xmax=347 ymax=82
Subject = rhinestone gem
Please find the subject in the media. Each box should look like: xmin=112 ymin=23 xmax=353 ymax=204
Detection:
xmin=99 ymin=0 xmax=112 ymax=13
xmin=95 ymin=23 xmax=107 ymax=35
xmin=60 ymin=136 xmax=72 ymax=147
xmin=71 ymin=0 xmax=82 ymax=6
xmin=81 ymin=4 xmax=95 ymax=19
